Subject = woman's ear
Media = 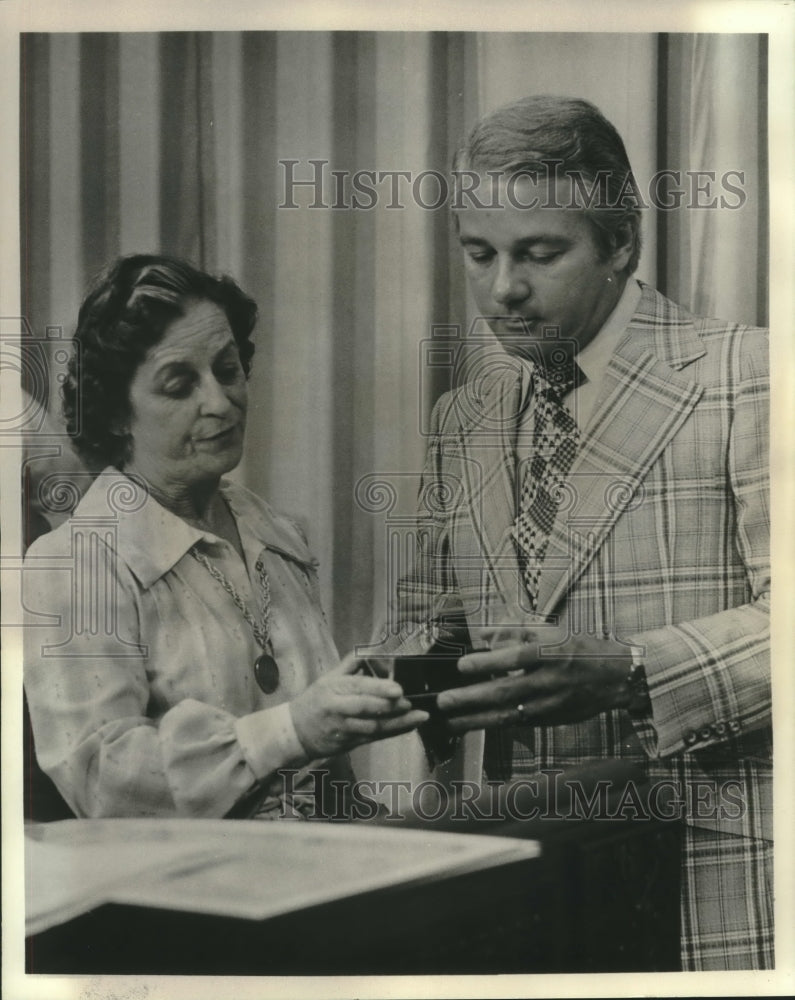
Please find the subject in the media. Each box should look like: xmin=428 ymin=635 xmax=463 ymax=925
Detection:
xmin=109 ymin=414 xmax=129 ymax=437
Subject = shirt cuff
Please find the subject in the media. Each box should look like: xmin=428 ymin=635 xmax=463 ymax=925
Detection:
xmin=235 ymin=703 xmax=310 ymax=779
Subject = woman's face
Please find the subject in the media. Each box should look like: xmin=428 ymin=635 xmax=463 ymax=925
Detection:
xmin=124 ymin=299 xmax=248 ymax=492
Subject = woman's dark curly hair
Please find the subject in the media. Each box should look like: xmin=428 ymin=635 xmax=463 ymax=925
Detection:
xmin=63 ymin=253 xmax=258 ymax=468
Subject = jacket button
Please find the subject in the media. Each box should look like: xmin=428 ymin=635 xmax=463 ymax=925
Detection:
xmin=699 ymin=728 xmax=712 ymax=740
xmin=728 ymin=720 xmax=741 ymax=734
xmin=714 ymin=721 xmax=727 ymax=735
xmin=685 ymin=731 xmax=698 ymax=746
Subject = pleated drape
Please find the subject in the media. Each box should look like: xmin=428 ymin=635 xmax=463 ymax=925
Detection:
xmin=19 ymin=31 xmax=768 ymax=661
xmin=658 ymin=33 xmax=767 ymax=327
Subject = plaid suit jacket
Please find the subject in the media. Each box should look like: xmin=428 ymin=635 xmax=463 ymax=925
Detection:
xmin=396 ymin=283 xmax=771 ymax=840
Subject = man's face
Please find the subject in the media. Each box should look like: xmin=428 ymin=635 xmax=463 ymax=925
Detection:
xmin=457 ymin=178 xmax=632 ymax=362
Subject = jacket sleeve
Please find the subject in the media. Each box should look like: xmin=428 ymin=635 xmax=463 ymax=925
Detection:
xmin=630 ymin=331 xmax=770 ymax=758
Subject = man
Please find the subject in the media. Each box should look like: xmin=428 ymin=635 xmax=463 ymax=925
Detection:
xmin=394 ymin=96 xmax=771 ymax=970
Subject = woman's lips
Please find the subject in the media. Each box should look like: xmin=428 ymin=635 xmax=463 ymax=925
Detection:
xmin=198 ymin=425 xmax=239 ymax=443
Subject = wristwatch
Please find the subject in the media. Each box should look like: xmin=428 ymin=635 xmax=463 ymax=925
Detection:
xmin=626 ymin=645 xmax=651 ymax=716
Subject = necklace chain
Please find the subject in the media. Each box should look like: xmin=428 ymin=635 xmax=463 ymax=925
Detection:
xmin=189 ymin=546 xmax=272 ymax=651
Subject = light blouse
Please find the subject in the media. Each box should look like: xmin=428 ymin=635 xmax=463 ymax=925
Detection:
xmin=23 ymin=468 xmax=342 ymax=818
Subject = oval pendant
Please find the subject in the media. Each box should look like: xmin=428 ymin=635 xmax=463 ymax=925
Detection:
xmin=254 ymin=653 xmax=280 ymax=694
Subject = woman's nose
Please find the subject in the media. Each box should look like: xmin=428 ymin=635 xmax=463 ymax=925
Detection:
xmin=492 ymin=257 xmax=528 ymax=306
xmin=198 ymin=374 xmax=233 ymax=414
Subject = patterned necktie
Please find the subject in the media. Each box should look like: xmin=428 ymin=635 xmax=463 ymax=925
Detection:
xmin=511 ymin=358 xmax=584 ymax=610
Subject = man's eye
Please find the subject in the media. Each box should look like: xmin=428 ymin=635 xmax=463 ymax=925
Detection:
xmin=466 ymin=250 xmax=494 ymax=264
xmin=526 ymin=251 xmax=561 ymax=264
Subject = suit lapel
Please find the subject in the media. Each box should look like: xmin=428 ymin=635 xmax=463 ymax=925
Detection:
xmin=456 ymin=362 xmax=528 ymax=616
xmin=453 ymin=285 xmax=708 ymax=620
xmin=535 ymin=286 xmax=708 ymax=615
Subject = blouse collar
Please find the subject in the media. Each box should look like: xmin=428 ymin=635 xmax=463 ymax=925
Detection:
xmin=72 ymin=469 xmax=316 ymax=589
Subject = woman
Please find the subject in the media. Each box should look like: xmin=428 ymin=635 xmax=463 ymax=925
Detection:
xmin=23 ymin=254 xmax=428 ymax=819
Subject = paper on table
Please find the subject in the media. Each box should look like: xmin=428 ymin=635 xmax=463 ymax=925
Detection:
xmin=26 ymin=818 xmax=542 ymax=934
xmin=25 ymin=820 xmax=221 ymax=935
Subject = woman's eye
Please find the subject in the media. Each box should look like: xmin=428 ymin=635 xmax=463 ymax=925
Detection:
xmin=216 ymin=362 xmax=243 ymax=383
xmin=162 ymin=378 xmax=193 ymax=398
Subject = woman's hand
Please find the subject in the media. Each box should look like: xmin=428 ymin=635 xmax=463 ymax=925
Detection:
xmin=289 ymin=653 xmax=429 ymax=758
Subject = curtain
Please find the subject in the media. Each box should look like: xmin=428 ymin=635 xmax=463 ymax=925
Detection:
xmin=19 ymin=31 xmax=768 ymax=667
xmin=658 ymin=33 xmax=768 ymax=327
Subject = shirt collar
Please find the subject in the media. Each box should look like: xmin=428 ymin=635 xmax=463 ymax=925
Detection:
xmin=516 ymin=277 xmax=642 ymax=415
xmin=73 ymin=469 xmax=315 ymax=589
xmin=575 ymin=277 xmax=642 ymax=386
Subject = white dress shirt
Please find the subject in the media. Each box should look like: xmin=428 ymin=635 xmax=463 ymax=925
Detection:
xmin=516 ymin=277 xmax=643 ymax=457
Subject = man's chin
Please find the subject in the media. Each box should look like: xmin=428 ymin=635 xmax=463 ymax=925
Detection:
xmin=497 ymin=336 xmax=549 ymax=361
xmin=496 ymin=335 xmax=580 ymax=369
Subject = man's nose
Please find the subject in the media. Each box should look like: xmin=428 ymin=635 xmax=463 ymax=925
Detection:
xmin=491 ymin=257 xmax=529 ymax=305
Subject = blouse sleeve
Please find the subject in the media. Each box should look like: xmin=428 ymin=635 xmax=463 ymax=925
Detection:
xmin=23 ymin=533 xmax=311 ymax=819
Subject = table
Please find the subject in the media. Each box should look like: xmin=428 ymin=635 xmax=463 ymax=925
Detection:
xmin=25 ymin=762 xmax=682 ymax=975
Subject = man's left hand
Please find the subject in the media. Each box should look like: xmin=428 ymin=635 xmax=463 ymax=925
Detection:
xmin=435 ymin=629 xmax=635 ymax=732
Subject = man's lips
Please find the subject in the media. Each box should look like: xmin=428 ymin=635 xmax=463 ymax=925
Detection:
xmin=494 ymin=315 xmax=542 ymax=331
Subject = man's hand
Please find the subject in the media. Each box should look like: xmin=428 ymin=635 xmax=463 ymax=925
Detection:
xmin=435 ymin=628 xmax=635 ymax=733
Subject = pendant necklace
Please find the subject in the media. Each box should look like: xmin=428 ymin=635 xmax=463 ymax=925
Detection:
xmin=189 ymin=546 xmax=280 ymax=694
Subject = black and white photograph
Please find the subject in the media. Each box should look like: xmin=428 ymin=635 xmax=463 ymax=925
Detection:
xmin=2 ymin=1 xmax=793 ymax=998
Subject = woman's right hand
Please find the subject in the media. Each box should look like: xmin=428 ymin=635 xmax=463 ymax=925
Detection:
xmin=289 ymin=653 xmax=429 ymax=758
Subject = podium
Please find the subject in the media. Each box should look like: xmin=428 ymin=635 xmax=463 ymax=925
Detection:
xmin=25 ymin=762 xmax=681 ymax=975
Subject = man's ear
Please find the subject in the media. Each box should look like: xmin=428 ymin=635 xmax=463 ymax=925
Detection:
xmin=609 ymin=220 xmax=635 ymax=273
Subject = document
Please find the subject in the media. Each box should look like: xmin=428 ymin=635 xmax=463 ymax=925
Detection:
xmin=26 ymin=818 xmax=541 ymax=936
